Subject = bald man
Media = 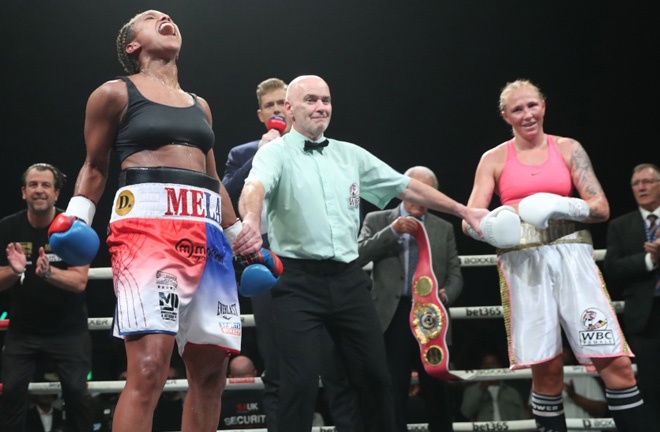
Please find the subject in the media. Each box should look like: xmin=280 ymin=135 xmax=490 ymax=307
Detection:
xmin=228 ymin=355 xmax=258 ymax=378
xmin=235 ymin=75 xmax=487 ymax=432
xmin=220 ymin=355 xmax=267 ymax=430
xmin=358 ymin=166 xmax=462 ymax=432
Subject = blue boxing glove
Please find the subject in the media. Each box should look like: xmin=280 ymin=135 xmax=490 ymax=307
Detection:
xmin=234 ymin=248 xmax=284 ymax=297
xmin=48 ymin=197 xmax=100 ymax=266
xmin=239 ymin=264 xmax=279 ymax=297
xmin=234 ymin=248 xmax=284 ymax=277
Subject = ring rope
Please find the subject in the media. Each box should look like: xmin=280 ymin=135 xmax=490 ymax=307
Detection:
xmin=0 ymin=301 xmax=625 ymax=331
xmin=15 ymin=364 xmax=635 ymax=395
xmin=83 ymin=250 xmax=606 ymax=279
xmin=1 ymin=249 xmax=614 ymax=329
xmin=0 ymin=249 xmax=618 ymax=431
xmin=220 ymin=420 xmax=618 ymax=431
xmin=86 ymin=419 xmax=615 ymax=431
xmin=0 ymin=299 xmax=625 ymax=331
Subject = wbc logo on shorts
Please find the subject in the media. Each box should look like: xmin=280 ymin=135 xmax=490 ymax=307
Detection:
xmin=581 ymin=309 xmax=607 ymax=331
xmin=578 ymin=308 xmax=614 ymax=346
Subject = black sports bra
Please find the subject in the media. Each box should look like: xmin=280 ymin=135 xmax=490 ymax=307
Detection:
xmin=114 ymin=76 xmax=215 ymax=162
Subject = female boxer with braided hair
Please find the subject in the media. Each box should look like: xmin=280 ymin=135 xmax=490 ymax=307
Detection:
xmin=61 ymin=10 xmax=261 ymax=432
xmin=463 ymin=79 xmax=648 ymax=431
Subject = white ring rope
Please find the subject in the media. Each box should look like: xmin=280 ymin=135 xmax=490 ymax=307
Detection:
xmin=4 ymin=301 xmax=625 ymax=332
xmin=23 ymin=364 xmax=635 ymax=394
xmin=4 ymin=249 xmax=619 ymax=430
xmin=5 ymin=247 xmax=631 ymax=386
xmin=84 ymin=250 xmax=607 ymax=279
xmin=218 ymin=420 xmax=618 ymax=431
xmin=1 ymin=250 xmax=619 ymax=330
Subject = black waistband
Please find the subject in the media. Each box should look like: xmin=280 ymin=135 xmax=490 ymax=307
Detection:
xmin=280 ymin=257 xmax=357 ymax=275
xmin=118 ymin=167 xmax=219 ymax=191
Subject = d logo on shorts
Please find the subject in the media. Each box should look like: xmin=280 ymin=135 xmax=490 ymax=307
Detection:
xmin=115 ymin=190 xmax=135 ymax=216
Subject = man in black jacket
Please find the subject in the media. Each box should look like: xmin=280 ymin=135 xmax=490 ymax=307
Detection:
xmin=0 ymin=163 xmax=92 ymax=432
xmin=604 ymin=162 xmax=660 ymax=430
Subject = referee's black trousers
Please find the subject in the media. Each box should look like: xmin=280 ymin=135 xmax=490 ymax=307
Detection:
xmin=273 ymin=258 xmax=396 ymax=432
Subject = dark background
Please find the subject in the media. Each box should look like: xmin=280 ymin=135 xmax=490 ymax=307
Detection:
xmin=0 ymin=1 xmax=657 ymax=378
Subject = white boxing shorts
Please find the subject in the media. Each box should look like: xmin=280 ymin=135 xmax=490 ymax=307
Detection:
xmin=497 ymin=221 xmax=633 ymax=370
xmin=107 ymin=167 xmax=241 ymax=356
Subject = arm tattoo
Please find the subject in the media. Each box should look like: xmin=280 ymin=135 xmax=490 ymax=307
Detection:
xmin=570 ymin=140 xmax=602 ymax=198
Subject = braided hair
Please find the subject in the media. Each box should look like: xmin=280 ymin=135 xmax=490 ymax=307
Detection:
xmin=116 ymin=13 xmax=141 ymax=74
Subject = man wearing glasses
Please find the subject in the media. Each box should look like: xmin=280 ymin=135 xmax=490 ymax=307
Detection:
xmin=604 ymin=163 xmax=660 ymax=431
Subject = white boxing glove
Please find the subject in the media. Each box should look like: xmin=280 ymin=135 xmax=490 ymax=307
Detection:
xmin=467 ymin=206 xmax=521 ymax=248
xmin=518 ymin=192 xmax=590 ymax=229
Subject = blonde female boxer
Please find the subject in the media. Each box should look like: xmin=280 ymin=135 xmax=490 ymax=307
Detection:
xmin=463 ymin=79 xmax=648 ymax=432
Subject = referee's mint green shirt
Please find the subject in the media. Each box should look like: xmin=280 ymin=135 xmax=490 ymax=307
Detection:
xmin=247 ymin=128 xmax=410 ymax=263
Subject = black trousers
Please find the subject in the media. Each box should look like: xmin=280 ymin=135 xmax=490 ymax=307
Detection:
xmin=627 ymin=297 xmax=660 ymax=431
xmin=0 ymin=330 xmax=93 ymax=432
xmin=251 ymin=288 xmax=358 ymax=432
xmin=384 ymin=297 xmax=454 ymax=432
xmin=273 ymin=258 xmax=395 ymax=432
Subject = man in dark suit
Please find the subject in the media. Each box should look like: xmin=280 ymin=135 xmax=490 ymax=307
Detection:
xmin=222 ymin=78 xmax=357 ymax=432
xmin=223 ymin=78 xmax=291 ymax=217
xmin=357 ymin=166 xmax=463 ymax=432
xmin=25 ymin=393 xmax=66 ymax=432
xmin=604 ymin=162 xmax=660 ymax=430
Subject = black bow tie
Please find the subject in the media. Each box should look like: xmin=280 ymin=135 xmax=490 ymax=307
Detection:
xmin=304 ymin=139 xmax=329 ymax=152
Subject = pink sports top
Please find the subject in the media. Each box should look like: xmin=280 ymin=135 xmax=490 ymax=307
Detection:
xmin=498 ymin=135 xmax=573 ymax=206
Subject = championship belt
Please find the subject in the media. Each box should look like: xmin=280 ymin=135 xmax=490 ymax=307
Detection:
xmin=409 ymin=218 xmax=460 ymax=381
